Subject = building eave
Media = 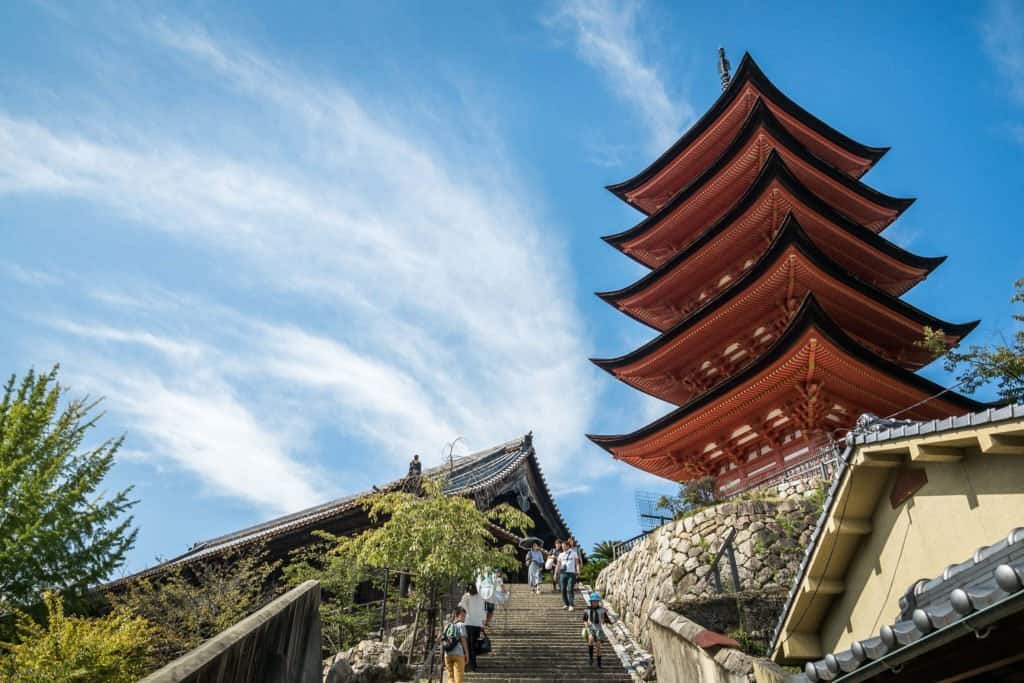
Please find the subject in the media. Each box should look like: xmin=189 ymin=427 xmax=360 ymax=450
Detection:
xmin=591 ymin=214 xmax=978 ymax=376
xmin=597 ymin=151 xmax=942 ymax=308
xmin=607 ymin=53 xmax=888 ymax=211
xmin=587 ymin=293 xmax=990 ymax=454
xmin=769 ymin=406 xmax=1024 ymax=667
xmin=602 ymin=100 xmax=913 ymax=256
xmin=100 ymin=433 xmax=564 ymax=590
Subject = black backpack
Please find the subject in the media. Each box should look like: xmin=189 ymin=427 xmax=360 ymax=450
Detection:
xmin=442 ymin=623 xmax=460 ymax=653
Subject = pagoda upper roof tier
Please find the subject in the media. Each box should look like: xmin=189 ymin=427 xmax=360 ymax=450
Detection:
xmin=587 ymin=296 xmax=989 ymax=483
xmin=598 ymin=154 xmax=942 ymax=326
xmin=591 ymin=216 xmax=978 ymax=405
xmin=603 ymin=101 xmax=914 ymax=269
xmin=608 ymin=53 xmax=889 ymax=215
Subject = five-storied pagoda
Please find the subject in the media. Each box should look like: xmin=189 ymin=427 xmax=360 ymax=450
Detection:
xmin=589 ymin=51 xmax=988 ymax=495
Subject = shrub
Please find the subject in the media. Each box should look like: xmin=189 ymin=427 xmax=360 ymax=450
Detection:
xmin=1 ymin=592 xmax=151 ymax=682
xmin=108 ymin=548 xmax=280 ymax=670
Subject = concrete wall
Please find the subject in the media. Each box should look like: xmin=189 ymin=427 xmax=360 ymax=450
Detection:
xmin=821 ymin=450 xmax=1024 ymax=654
xmin=648 ymin=605 xmax=789 ymax=683
xmin=140 ymin=580 xmax=322 ymax=683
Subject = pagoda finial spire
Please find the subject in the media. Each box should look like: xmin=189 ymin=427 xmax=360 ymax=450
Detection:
xmin=717 ymin=47 xmax=732 ymax=92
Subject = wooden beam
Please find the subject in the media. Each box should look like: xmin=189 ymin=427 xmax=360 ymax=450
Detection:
xmin=804 ymin=576 xmax=844 ymax=595
xmin=910 ymin=443 xmax=964 ymax=462
xmin=857 ymin=451 xmax=905 ymax=468
xmin=860 ymin=444 xmax=910 ymax=456
xmin=977 ymin=431 xmax=1024 ymax=455
xmin=828 ymin=517 xmax=871 ymax=536
xmin=779 ymin=631 xmax=822 ymax=660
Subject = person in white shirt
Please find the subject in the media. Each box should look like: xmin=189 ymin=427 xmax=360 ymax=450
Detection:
xmin=549 ymin=540 xmax=564 ymax=593
xmin=559 ymin=538 xmax=582 ymax=611
xmin=458 ymin=584 xmax=486 ymax=671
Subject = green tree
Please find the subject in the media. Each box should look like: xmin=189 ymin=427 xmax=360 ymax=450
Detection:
xmin=579 ymin=540 xmax=620 ymax=585
xmin=1 ymin=592 xmax=151 ymax=682
xmin=656 ymin=476 xmax=718 ymax=519
xmin=921 ymin=277 xmax=1024 ymax=403
xmin=282 ymin=534 xmax=377 ymax=655
xmin=107 ymin=547 xmax=280 ymax=670
xmin=0 ymin=367 xmax=137 ymax=613
xmin=335 ymin=476 xmax=534 ymax=593
xmin=589 ymin=540 xmax=620 ymax=565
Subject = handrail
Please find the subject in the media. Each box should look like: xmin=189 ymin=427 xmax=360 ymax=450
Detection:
xmin=613 ymin=530 xmax=652 ymax=560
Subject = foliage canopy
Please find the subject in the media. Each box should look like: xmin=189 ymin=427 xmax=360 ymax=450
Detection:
xmin=0 ymin=366 xmax=137 ymax=612
xmin=108 ymin=548 xmax=280 ymax=670
xmin=1 ymin=592 xmax=151 ymax=683
xmin=656 ymin=476 xmax=718 ymax=520
xmin=921 ymin=277 xmax=1024 ymax=403
xmin=336 ymin=476 xmax=533 ymax=591
xmin=282 ymin=534 xmax=378 ymax=655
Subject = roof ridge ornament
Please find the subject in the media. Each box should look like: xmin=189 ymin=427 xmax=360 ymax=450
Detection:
xmin=717 ymin=47 xmax=732 ymax=92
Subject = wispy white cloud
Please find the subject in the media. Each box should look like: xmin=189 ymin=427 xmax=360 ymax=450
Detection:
xmin=77 ymin=365 xmax=322 ymax=514
xmin=545 ymin=0 xmax=693 ymax=155
xmin=0 ymin=261 xmax=63 ymax=287
xmin=981 ymin=0 xmax=1024 ymax=140
xmin=49 ymin=320 xmax=205 ymax=362
xmin=0 ymin=17 xmax=599 ymax=511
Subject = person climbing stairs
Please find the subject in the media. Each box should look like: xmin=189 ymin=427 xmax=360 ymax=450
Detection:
xmin=459 ymin=583 xmax=633 ymax=682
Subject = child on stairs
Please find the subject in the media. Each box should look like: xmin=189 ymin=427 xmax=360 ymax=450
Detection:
xmin=582 ymin=591 xmax=614 ymax=668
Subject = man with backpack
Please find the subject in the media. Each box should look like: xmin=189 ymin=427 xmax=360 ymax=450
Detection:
xmin=442 ymin=606 xmax=470 ymax=683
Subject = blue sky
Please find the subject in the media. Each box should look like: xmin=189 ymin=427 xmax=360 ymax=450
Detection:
xmin=1 ymin=1 xmax=1022 ymax=575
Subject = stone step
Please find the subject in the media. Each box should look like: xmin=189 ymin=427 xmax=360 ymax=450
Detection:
xmin=441 ymin=584 xmax=635 ymax=682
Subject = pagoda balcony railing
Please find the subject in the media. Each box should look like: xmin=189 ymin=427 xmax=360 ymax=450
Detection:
xmin=721 ymin=440 xmax=843 ymax=499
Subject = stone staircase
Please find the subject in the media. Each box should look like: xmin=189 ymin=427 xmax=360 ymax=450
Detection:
xmin=459 ymin=583 xmax=634 ymax=683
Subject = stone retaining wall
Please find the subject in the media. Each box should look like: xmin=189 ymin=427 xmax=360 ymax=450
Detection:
xmin=596 ymin=479 xmax=823 ymax=650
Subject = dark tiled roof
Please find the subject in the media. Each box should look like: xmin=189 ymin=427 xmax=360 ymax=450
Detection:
xmin=851 ymin=404 xmax=1024 ymax=446
xmin=104 ymin=433 xmax=568 ymax=588
xmin=769 ymin=404 xmax=1024 ymax=672
xmin=803 ymin=528 xmax=1024 ymax=682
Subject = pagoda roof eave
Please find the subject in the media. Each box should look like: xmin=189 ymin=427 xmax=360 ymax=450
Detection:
xmin=587 ymin=294 xmax=992 ymax=453
xmin=601 ymin=100 xmax=914 ymax=253
xmin=607 ymin=53 xmax=890 ymax=211
xmin=590 ymin=215 xmax=979 ymax=377
xmin=597 ymin=152 xmax=943 ymax=306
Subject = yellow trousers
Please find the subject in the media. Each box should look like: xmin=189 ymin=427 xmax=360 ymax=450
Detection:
xmin=444 ymin=654 xmax=466 ymax=683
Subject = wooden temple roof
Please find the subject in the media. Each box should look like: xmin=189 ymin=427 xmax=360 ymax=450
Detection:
xmin=587 ymin=296 xmax=988 ymax=485
xmin=607 ymin=53 xmax=889 ymax=215
xmin=597 ymin=152 xmax=942 ymax=324
xmin=591 ymin=216 xmax=979 ymax=406
xmin=102 ymin=434 xmax=569 ymax=589
xmin=603 ymin=100 xmax=914 ymax=269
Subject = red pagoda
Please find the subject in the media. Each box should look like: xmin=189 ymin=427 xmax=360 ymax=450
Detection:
xmin=589 ymin=52 xmax=986 ymax=495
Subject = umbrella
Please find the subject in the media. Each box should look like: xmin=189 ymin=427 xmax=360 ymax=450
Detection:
xmin=518 ymin=536 xmax=544 ymax=549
